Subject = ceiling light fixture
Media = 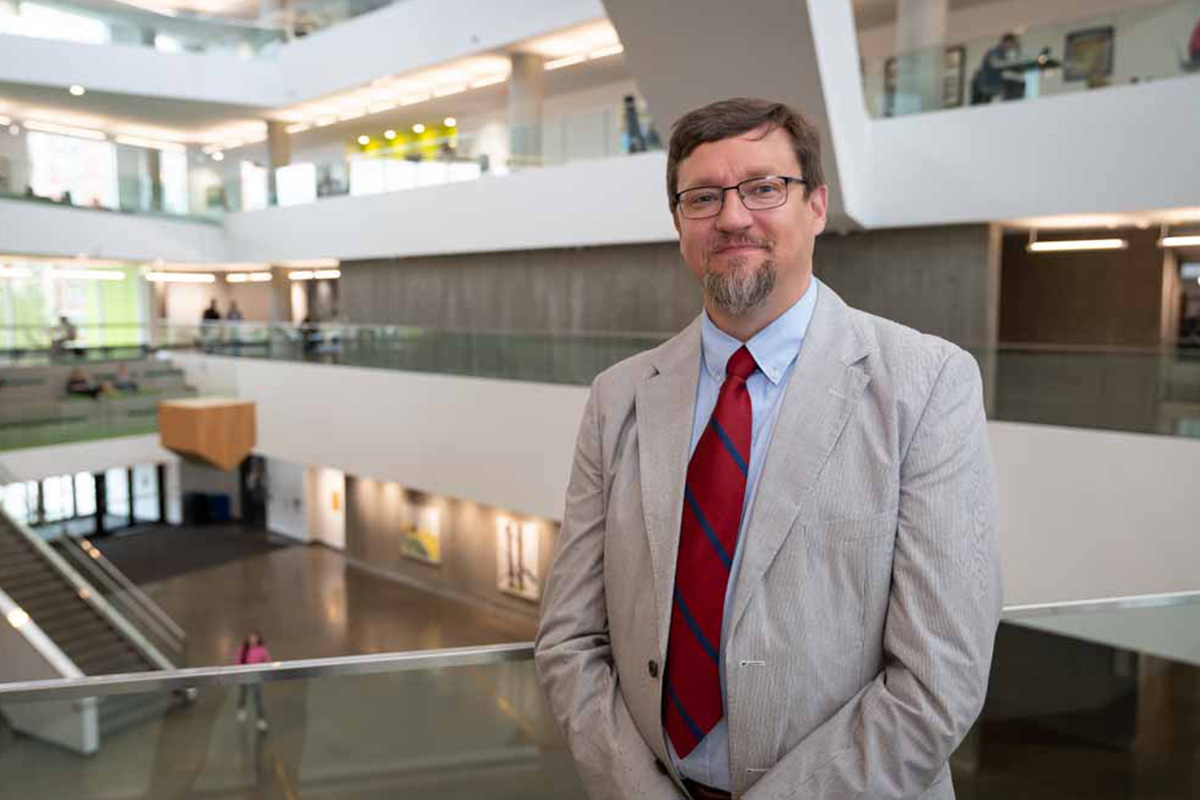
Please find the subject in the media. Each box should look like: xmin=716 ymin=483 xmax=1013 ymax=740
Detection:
xmin=443 ymin=117 xmax=457 ymax=127
xmin=69 ymin=85 xmax=86 ymax=96
xmin=1160 ymin=234 xmax=1200 ymax=248
xmin=357 ymin=135 xmax=370 ymax=146
xmin=288 ymin=270 xmax=315 ymax=281
xmin=7 ymin=125 xmax=18 ymax=136
xmin=315 ymin=116 xmax=339 ymax=127
xmin=211 ymin=151 xmax=225 ymax=162
xmin=412 ymin=123 xmax=425 ymax=134
xmin=281 ymin=259 xmax=338 ymax=268
xmin=113 ymin=135 xmax=186 ymax=153
xmin=314 ymin=269 xmax=341 ymax=280
xmin=469 ymin=75 xmax=507 ymax=89
xmin=285 ymin=122 xmax=312 ymax=134
xmin=384 ymin=129 xmax=396 ymax=140
xmin=145 ymin=272 xmax=216 ymax=283
xmin=589 ymin=44 xmax=625 ymax=59
xmin=226 ymin=272 xmax=273 ymax=283
xmin=545 ymin=54 xmax=586 ymax=71
xmin=48 ymin=268 xmax=127 ymax=281
xmin=1026 ymin=238 xmax=1129 ymax=253
xmin=23 ymin=120 xmax=106 ymax=140
xmin=0 ymin=266 xmax=33 ymax=278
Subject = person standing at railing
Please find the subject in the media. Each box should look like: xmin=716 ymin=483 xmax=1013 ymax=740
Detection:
xmin=971 ymin=33 xmax=1025 ymax=104
xmin=235 ymin=631 xmax=272 ymax=732
xmin=201 ymin=299 xmax=221 ymax=352
xmin=50 ymin=314 xmax=78 ymax=358
xmin=536 ymin=98 xmax=1001 ymax=800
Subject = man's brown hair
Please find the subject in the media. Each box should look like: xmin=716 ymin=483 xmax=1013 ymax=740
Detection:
xmin=666 ymin=97 xmax=825 ymax=210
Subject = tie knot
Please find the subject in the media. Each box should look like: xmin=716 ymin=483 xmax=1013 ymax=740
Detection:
xmin=725 ymin=346 xmax=758 ymax=382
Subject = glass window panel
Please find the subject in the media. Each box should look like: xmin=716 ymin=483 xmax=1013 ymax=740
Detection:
xmin=106 ymin=467 xmax=130 ymax=517
xmin=239 ymin=161 xmax=269 ymax=211
xmin=41 ymin=475 xmax=74 ymax=522
xmin=160 ymin=149 xmax=189 ymax=215
xmin=27 ymin=132 xmax=119 ymax=210
xmin=1 ymin=482 xmax=31 ymax=523
xmin=74 ymin=472 xmax=97 ymax=517
xmin=276 ymin=162 xmax=316 ymax=206
xmin=132 ymin=464 xmax=159 ymax=522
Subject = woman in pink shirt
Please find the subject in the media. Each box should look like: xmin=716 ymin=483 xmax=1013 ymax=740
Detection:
xmin=235 ymin=631 xmax=272 ymax=731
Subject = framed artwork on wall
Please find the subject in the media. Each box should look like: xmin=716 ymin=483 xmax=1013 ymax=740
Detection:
xmin=942 ymin=45 xmax=966 ymax=108
xmin=497 ymin=518 xmax=540 ymax=601
xmin=1064 ymin=26 xmax=1115 ymax=82
xmin=401 ymin=505 xmax=441 ymax=565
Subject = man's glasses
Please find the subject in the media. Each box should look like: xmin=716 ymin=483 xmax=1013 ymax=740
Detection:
xmin=673 ymin=175 xmax=807 ymax=220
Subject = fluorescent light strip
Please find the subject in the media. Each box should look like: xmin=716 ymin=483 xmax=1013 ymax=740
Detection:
xmin=281 ymin=259 xmax=339 ymax=268
xmin=1026 ymin=238 xmax=1128 ymax=253
xmin=288 ymin=270 xmax=315 ymax=281
xmin=285 ymin=123 xmax=312 ymax=134
xmin=0 ymin=266 xmax=33 ymax=278
xmin=545 ymin=54 xmax=586 ymax=70
xmin=146 ymin=272 xmax=216 ymax=283
xmin=227 ymin=272 xmax=273 ymax=283
xmin=24 ymin=120 xmax=107 ymax=141
xmin=469 ymin=75 xmax=507 ymax=89
xmin=316 ymin=116 xmax=339 ymax=127
xmin=113 ymin=135 xmax=186 ymax=153
xmin=589 ymin=44 xmax=624 ymax=59
xmin=1160 ymin=235 xmax=1200 ymax=248
xmin=0 ymin=116 xmax=10 ymax=126
xmin=314 ymin=269 xmax=342 ymax=280
xmin=48 ymin=269 xmax=126 ymax=281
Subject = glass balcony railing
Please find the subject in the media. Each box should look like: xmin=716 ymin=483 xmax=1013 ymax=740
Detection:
xmin=862 ymin=0 xmax=1200 ymax=118
xmin=0 ymin=111 xmax=661 ymax=220
xmin=0 ymin=644 xmax=585 ymax=798
xmin=156 ymin=321 xmax=1200 ymax=440
xmin=0 ymin=0 xmax=410 ymax=55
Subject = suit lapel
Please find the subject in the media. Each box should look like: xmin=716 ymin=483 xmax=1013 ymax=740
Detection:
xmin=636 ymin=316 xmax=703 ymax=662
xmin=727 ymin=286 xmax=874 ymax=639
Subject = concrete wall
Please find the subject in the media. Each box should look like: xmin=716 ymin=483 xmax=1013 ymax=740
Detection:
xmin=814 ymin=223 xmax=998 ymax=346
xmin=999 ymin=228 xmax=1169 ymax=346
xmin=344 ymin=476 xmax=556 ymax=621
xmin=339 ymin=224 xmax=998 ymax=345
xmin=177 ymin=458 xmax=240 ymax=520
xmin=265 ymin=457 xmax=307 ymax=542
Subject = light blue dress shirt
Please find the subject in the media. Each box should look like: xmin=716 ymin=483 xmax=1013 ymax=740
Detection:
xmin=668 ymin=278 xmax=819 ymax=791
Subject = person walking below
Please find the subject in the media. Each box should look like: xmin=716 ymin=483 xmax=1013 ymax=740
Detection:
xmin=235 ymin=631 xmax=272 ymax=732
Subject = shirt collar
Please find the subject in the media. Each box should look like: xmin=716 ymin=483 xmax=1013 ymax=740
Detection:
xmin=700 ymin=277 xmax=820 ymax=386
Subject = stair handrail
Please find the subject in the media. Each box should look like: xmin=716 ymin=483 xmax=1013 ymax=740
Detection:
xmin=56 ymin=536 xmax=186 ymax=663
xmin=0 ymin=511 xmax=176 ymax=673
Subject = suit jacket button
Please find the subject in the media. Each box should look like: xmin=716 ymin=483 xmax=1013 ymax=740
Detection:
xmin=648 ymin=660 xmax=659 ymax=679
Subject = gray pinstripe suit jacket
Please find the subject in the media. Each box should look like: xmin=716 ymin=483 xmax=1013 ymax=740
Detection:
xmin=535 ymin=284 xmax=1002 ymax=799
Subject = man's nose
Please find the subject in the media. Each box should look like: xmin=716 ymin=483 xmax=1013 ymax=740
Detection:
xmin=715 ymin=187 xmax=753 ymax=231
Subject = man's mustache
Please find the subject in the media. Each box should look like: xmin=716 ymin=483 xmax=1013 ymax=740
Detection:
xmin=707 ymin=236 xmax=773 ymax=256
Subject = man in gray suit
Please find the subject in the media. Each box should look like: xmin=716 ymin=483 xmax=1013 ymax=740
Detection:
xmin=535 ymin=98 xmax=1001 ymax=800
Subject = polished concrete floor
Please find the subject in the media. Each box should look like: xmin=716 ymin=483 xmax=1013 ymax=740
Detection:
xmin=95 ymin=524 xmax=535 ymax=668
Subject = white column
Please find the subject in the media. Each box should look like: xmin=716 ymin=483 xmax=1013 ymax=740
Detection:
xmin=893 ymin=0 xmax=948 ymax=114
xmin=507 ymin=52 xmax=545 ymax=168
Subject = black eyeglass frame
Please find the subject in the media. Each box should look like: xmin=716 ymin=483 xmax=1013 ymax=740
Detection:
xmin=672 ymin=175 xmax=808 ymax=219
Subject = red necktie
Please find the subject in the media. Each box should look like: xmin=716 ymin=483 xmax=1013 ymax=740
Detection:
xmin=664 ymin=345 xmax=758 ymax=758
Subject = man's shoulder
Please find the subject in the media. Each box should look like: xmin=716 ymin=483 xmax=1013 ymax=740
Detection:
xmin=842 ymin=303 xmax=974 ymax=394
xmin=590 ymin=331 xmax=682 ymax=397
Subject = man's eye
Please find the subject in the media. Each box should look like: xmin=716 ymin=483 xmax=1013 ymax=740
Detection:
xmin=688 ymin=192 xmax=719 ymax=204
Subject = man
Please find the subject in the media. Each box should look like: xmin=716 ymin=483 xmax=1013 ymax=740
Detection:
xmin=535 ymin=98 xmax=1001 ymax=800
xmin=971 ymin=33 xmax=1024 ymax=104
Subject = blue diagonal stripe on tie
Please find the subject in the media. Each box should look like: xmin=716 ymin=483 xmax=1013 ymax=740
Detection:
xmin=684 ymin=486 xmax=733 ymax=569
xmin=710 ymin=418 xmax=748 ymax=477
xmin=673 ymin=587 xmax=720 ymax=665
xmin=666 ymin=682 xmax=706 ymax=744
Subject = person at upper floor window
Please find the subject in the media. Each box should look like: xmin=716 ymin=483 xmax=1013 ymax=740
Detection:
xmin=227 ymin=301 xmax=244 ymax=322
xmin=971 ymin=32 xmax=1025 ymax=103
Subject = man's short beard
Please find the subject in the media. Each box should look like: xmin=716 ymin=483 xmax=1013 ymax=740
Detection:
xmin=702 ymin=257 xmax=777 ymax=317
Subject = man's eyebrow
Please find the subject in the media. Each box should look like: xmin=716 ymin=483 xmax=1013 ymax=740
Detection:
xmin=679 ymin=167 xmax=787 ymax=191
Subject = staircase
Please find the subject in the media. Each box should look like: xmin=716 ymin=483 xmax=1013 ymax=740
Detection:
xmin=0 ymin=512 xmax=181 ymax=741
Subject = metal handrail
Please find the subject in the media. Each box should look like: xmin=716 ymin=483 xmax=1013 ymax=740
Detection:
xmin=0 ymin=642 xmax=535 ymax=703
xmin=56 ymin=536 xmax=186 ymax=658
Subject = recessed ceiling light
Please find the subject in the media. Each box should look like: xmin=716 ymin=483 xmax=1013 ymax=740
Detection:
xmin=69 ymin=85 xmax=86 ymax=96
xmin=384 ymin=129 xmax=396 ymax=140
xmin=358 ymin=135 xmax=370 ymax=146
xmin=412 ymin=123 xmax=425 ymax=134
xmin=1026 ymin=238 xmax=1128 ymax=253
xmin=7 ymin=125 xmax=18 ymax=136
xmin=212 ymin=151 xmax=225 ymax=162
xmin=443 ymin=117 xmax=457 ymax=127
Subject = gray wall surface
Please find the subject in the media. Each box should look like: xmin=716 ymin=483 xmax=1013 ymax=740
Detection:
xmin=338 ymin=224 xmax=999 ymax=346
